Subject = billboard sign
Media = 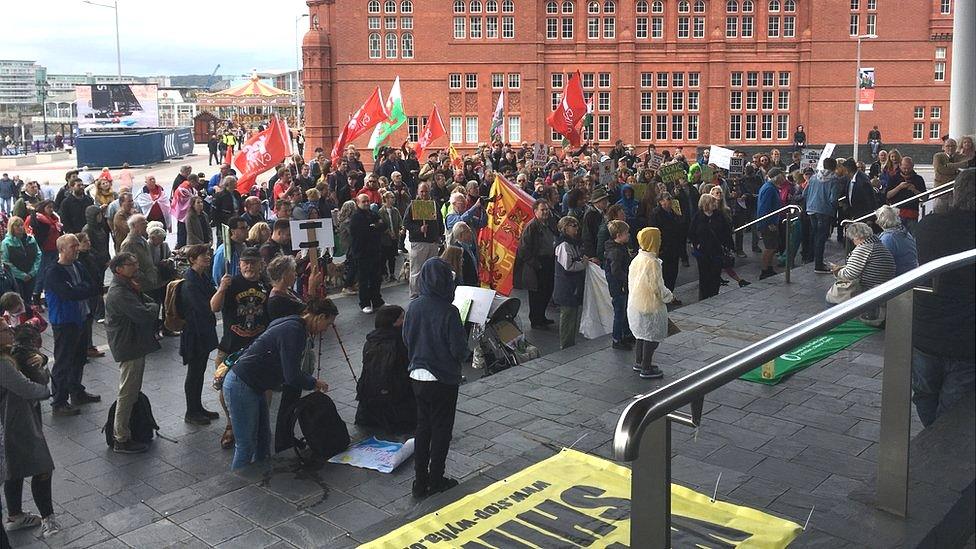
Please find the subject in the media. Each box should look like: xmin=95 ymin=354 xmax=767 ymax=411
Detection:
xmin=76 ymin=84 xmax=159 ymax=129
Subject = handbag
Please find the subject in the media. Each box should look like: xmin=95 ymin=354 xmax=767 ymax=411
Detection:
xmin=826 ymin=278 xmax=860 ymax=304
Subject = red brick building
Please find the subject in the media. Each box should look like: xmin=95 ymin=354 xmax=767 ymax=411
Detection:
xmin=302 ymin=0 xmax=955 ymax=156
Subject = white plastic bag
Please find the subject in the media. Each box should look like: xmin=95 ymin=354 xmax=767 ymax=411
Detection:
xmin=579 ymin=262 xmax=615 ymax=339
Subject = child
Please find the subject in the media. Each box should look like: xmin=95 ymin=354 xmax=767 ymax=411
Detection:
xmin=604 ymin=220 xmax=633 ymax=350
xmin=552 ymin=216 xmax=587 ymax=349
xmin=627 ymin=228 xmax=674 ymax=379
xmin=355 ymin=305 xmax=416 ymax=433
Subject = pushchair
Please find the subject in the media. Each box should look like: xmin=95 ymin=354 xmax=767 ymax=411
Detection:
xmin=472 ymin=296 xmax=540 ymax=377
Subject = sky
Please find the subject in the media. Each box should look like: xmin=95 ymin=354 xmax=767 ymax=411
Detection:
xmin=2 ymin=0 xmax=309 ymax=77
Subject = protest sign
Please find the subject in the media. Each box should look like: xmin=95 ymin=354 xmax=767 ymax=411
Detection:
xmin=646 ymin=152 xmax=663 ymax=170
xmin=729 ymin=157 xmax=745 ymax=178
xmin=708 ymin=145 xmax=735 ymax=170
xmin=817 ymin=143 xmax=836 ymax=170
xmin=410 ymin=199 xmax=437 ymax=221
xmin=598 ymin=157 xmax=614 ymax=186
xmin=532 ymin=143 xmax=547 ymax=168
xmin=658 ymin=163 xmax=688 ymax=185
xmin=631 ymin=183 xmax=650 ymax=200
xmin=328 ymin=437 xmax=414 ymax=473
xmin=289 ymin=218 xmax=335 ymax=253
xmin=800 ymin=148 xmax=822 ymax=171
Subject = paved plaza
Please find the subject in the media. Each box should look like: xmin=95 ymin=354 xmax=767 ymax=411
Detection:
xmin=5 ymin=233 xmax=942 ymax=549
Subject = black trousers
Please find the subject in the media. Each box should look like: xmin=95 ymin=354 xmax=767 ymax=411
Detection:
xmin=274 ymin=385 xmax=302 ymax=453
xmin=357 ymin=255 xmax=383 ymax=309
xmin=381 ymin=243 xmax=397 ymax=278
xmin=52 ymin=322 xmax=86 ymax=407
xmin=17 ymin=277 xmax=34 ymax=307
xmin=661 ymin=255 xmax=679 ymax=291
xmin=527 ymin=258 xmax=555 ymax=324
xmin=176 ymin=220 xmax=187 ymax=249
xmin=412 ymin=380 xmax=459 ymax=483
xmin=208 ymin=150 xmax=220 ymax=165
xmin=4 ymin=474 xmax=53 ymax=518
xmin=696 ymin=255 xmax=722 ymax=300
xmin=184 ymin=353 xmax=209 ymax=414
xmin=635 ymin=340 xmax=660 ymax=370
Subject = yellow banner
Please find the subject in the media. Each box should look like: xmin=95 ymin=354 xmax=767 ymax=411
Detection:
xmin=361 ymin=449 xmax=801 ymax=548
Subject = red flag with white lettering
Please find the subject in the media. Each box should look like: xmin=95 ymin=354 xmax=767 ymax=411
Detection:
xmin=546 ymin=71 xmax=586 ymax=148
xmin=330 ymin=87 xmax=389 ymax=164
xmin=413 ymin=105 xmax=446 ymax=159
xmin=233 ymin=117 xmax=292 ymax=195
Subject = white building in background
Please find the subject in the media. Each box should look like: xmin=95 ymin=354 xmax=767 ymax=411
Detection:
xmin=157 ymin=88 xmax=197 ymax=128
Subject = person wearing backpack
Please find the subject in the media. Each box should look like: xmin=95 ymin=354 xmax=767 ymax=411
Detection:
xmin=222 ymin=296 xmax=336 ymax=470
xmin=355 ymin=305 xmax=416 ymax=433
xmin=179 ymin=244 xmax=220 ymax=426
xmin=104 ymin=252 xmax=161 ymax=454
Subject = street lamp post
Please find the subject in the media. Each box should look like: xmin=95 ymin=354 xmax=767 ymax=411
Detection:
xmin=295 ymin=13 xmax=309 ymax=124
xmin=39 ymin=82 xmax=48 ymax=148
xmin=853 ymin=33 xmax=877 ymax=162
xmin=82 ymin=0 xmax=122 ymax=81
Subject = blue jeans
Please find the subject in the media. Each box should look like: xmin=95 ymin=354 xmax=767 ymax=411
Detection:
xmin=810 ymin=214 xmax=833 ymax=270
xmin=611 ymin=294 xmax=630 ymax=342
xmin=222 ymin=369 xmax=271 ymax=469
xmin=911 ymin=347 xmax=975 ymax=427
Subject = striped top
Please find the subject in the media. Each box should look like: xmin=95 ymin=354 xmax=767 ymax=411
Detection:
xmin=838 ymin=235 xmax=897 ymax=290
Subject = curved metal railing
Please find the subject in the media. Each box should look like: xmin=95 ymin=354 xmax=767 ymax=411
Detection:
xmin=733 ymin=204 xmax=802 ymax=282
xmin=840 ymin=181 xmax=955 ymax=228
xmin=612 ymin=248 xmax=976 ymax=546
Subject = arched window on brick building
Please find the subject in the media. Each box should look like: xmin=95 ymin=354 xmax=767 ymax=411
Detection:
xmin=454 ymin=0 xmax=465 ymax=12
xmin=471 ymin=0 xmax=483 ymax=12
xmin=694 ymin=0 xmax=706 ymax=12
xmin=385 ymin=0 xmax=396 ymax=12
xmin=486 ymin=0 xmax=498 ymax=12
xmin=563 ymin=0 xmax=574 ymax=13
xmin=678 ymin=0 xmax=690 ymax=12
xmin=385 ymin=32 xmax=398 ymax=57
xmin=401 ymin=0 xmax=413 ymax=12
xmin=401 ymin=33 xmax=414 ymax=57
xmin=636 ymin=0 xmax=649 ymax=38
xmin=368 ymin=0 xmax=380 ymax=13
xmin=368 ymin=33 xmax=381 ymax=58
xmin=503 ymin=0 xmax=515 ymax=13
xmin=743 ymin=0 xmax=754 ymax=10
xmin=727 ymin=0 xmax=738 ymax=11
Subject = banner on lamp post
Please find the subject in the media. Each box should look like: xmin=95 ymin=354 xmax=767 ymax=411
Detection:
xmin=858 ymin=67 xmax=875 ymax=111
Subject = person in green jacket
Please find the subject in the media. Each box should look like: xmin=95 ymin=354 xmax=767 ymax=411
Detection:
xmin=1 ymin=217 xmax=42 ymax=306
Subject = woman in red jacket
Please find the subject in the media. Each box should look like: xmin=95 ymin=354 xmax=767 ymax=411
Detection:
xmin=26 ymin=201 xmax=61 ymax=308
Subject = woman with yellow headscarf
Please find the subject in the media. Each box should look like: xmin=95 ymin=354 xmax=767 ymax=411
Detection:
xmin=627 ymin=227 xmax=674 ymax=379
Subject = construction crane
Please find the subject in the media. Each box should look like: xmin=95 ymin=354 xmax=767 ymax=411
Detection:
xmin=206 ymin=64 xmax=221 ymax=89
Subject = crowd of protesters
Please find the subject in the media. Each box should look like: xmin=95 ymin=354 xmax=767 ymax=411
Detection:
xmin=0 ymin=127 xmax=973 ymax=544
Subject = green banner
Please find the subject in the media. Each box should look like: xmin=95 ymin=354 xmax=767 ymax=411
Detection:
xmin=740 ymin=319 xmax=879 ymax=385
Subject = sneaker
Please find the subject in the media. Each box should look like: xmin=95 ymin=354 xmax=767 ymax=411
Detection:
xmin=5 ymin=512 xmax=41 ymax=531
xmin=40 ymin=515 xmax=62 ymax=538
xmin=184 ymin=412 xmax=211 ymax=426
xmin=52 ymin=403 xmax=81 ymax=416
xmin=738 ymin=279 xmax=751 ymax=287
xmin=814 ymin=266 xmax=832 ymax=274
xmin=611 ymin=340 xmax=633 ymax=351
xmin=429 ymin=477 xmax=459 ymax=495
xmin=633 ymin=363 xmax=642 ymax=372
xmin=412 ymin=479 xmax=429 ymax=498
xmin=71 ymin=392 xmax=101 ymax=405
xmin=720 ymin=278 xmax=730 ymax=286
xmin=639 ymin=366 xmax=664 ymax=379
xmin=113 ymin=439 xmax=149 ymax=454
xmin=362 ymin=306 xmax=374 ymax=314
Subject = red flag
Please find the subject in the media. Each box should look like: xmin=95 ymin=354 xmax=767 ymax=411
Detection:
xmin=223 ymin=144 xmax=233 ymax=165
xmin=233 ymin=117 xmax=292 ymax=195
xmin=331 ymin=87 xmax=389 ymax=163
xmin=546 ymin=71 xmax=587 ymax=148
xmin=477 ymin=174 xmax=536 ymax=296
xmin=413 ymin=105 xmax=446 ymax=159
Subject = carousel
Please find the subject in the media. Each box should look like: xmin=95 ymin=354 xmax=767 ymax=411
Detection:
xmin=196 ymin=71 xmax=297 ymax=129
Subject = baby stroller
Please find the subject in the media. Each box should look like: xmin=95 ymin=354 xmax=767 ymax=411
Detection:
xmin=473 ymin=296 xmax=539 ymax=377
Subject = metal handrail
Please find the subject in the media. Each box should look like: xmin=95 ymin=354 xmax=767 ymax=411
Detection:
xmin=613 ymin=247 xmax=976 ymax=462
xmin=840 ymin=181 xmax=955 ymax=227
xmin=733 ymin=204 xmax=801 ymax=233
xmin=733 ymin=204 xmax=802 ymax=283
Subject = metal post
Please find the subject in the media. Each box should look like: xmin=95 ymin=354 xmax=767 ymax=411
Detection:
xmin=631 ymin=417 xmax=671 ymax=548
xmin=876 ymin=289 xmax=913 ymax=517
xmin=853 ymin=37 xmax=861 ymax=163
xmin=114 ymin=0 xmax=121 ymax=80
xmin=785 ymin=214 xmax=792 ymax=283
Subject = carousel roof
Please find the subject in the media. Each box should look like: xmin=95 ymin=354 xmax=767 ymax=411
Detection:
xmin=197 ymin=72 xmax=294 ymax=107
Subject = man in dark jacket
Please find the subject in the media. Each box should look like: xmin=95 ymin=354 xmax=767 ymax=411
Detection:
xmin=207 ymin=134 xmax=220 ymax=165
xmin=45 ymin=234 xmax=98 ymax=416
xmin=349 ymin=194 xmax=387 ymax=313
xmin=402 ymin=257 xmax=468 ymax=499
xmin=403 ymin=183 xmax=444 ymax=297
xmin=603 ymin=221 xmax=633 ymax=349
xmin=104 ymin=252 xmax=160 ymax=453
xmin=836 ymin=158 xmax=876 ymax=222
xmin=515 ymin=200 xmax=557 ymax=328
xmin=58 ymin=178 xmax=93 ymax=234
xmin=580 ymin=187 xmax=610 ymax=260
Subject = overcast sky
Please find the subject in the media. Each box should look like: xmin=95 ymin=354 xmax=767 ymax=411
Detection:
xmin=3 ymin=0 xmax=309 ymax=76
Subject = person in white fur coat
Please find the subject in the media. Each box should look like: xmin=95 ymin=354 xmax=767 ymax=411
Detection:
xmin=627 ymin=227 xmax=674 ymax=379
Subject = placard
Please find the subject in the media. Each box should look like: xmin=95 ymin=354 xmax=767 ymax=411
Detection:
xmin=646 ymin=152 xmax=663 ymax=170
xmin=799 ymin=148 xmax=821 ymax=171
xmin=708 ymin=145 xmax=735 ymax=170
xmin=452 ymin=285 xmax=497 ymax=326
xmin=631 ymin=183 xmax=650 ymax=200
xmin=531 ymin=143 xmax=547 ymax=168
xmin=410 ymin=199 xmax=437 ymax=221
xmin=817 ymin=143 xmax=836 ymax=170
xmin=701 ymin=165 xmax=715 ymax=183
xmin=598 ymin=157 xmax=614 ymax=186
xmin=658 ymin=163 xmax=688 ymax=185
xmin=729 ymin=157 xmax=745 ymax=178
xmin=289 ymin=218 xmax=335 ymax=252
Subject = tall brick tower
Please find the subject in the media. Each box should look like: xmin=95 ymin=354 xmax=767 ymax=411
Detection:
xmin=302 ymin=0 xmax=336 ymax=159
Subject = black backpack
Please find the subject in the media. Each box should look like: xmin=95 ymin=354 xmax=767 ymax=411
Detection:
xmin=103 ymin=392 xmax=160 ymax=447
xmin=289 ymin=392 xmax=350 ymax=464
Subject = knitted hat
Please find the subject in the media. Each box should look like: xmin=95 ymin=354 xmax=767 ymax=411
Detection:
xmin=637 ymin=227 xmax=661 ymax=254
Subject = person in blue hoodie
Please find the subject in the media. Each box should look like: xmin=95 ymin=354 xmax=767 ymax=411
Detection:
xmin=403 ymin=257 xmax=468 ymax=499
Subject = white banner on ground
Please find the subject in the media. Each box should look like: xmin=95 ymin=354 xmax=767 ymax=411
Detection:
xmin=328 ymin=437 xmax=415 ymax=474
xmin=708 ymin=145 xmax=735 ymax=170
